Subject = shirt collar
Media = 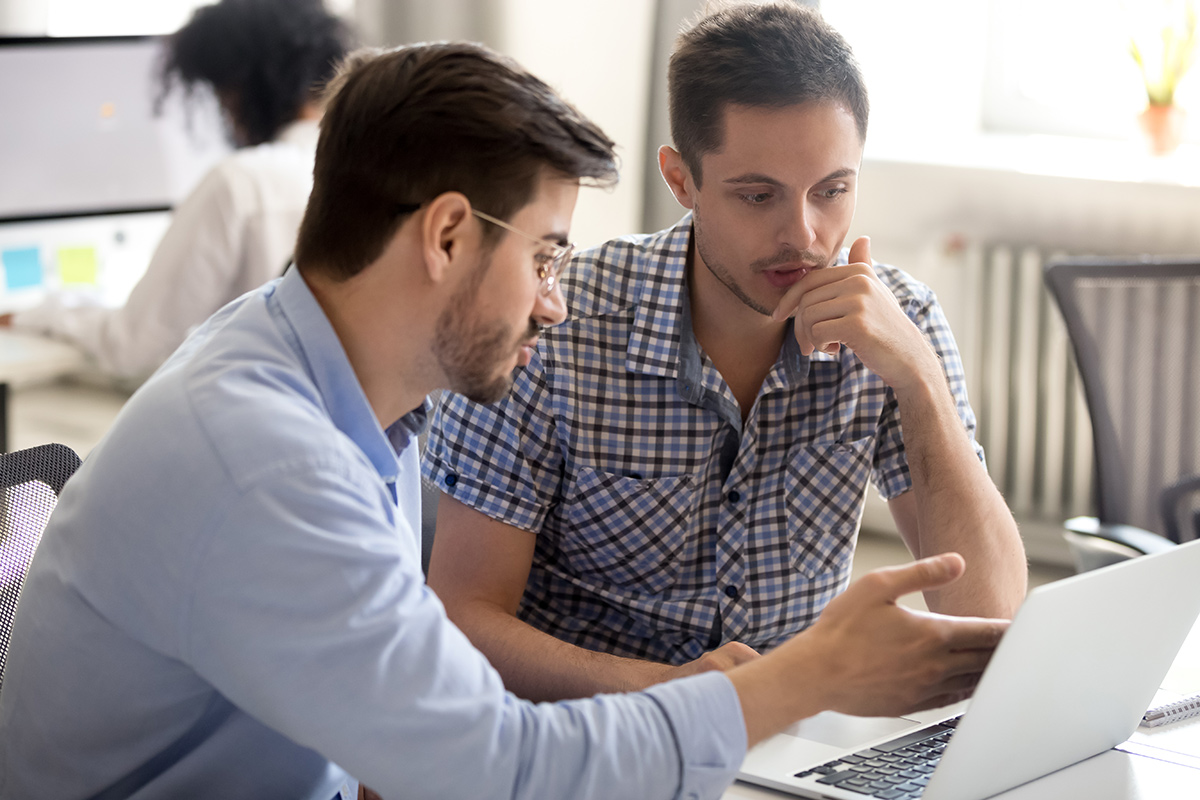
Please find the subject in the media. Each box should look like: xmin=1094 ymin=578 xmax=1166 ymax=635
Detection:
xmin=269 ymin=268 xmax=419 ymax=483
xmin=273 ymin=117 xmax=321 ymax=151
xmin=625 ymin=215 xmax=693 ymax=379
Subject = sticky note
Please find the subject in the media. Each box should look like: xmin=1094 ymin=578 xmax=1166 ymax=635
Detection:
xmin=57 ymin=246 xmax=99 ymax=285
xmin=1 ymin=247 xmax=42 ymax=290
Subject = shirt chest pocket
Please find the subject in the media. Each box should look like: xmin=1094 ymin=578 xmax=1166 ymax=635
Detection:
xmin=557 ymin=468 xmax=696 ymax=594
xmin=784 ymin=436 xmax=874 ymax=578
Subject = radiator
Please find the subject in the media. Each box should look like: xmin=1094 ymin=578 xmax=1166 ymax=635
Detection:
xmin=965 ymin=242 xmax=1096 ymax=563
xmin=858 ymin=240 xmax=1091 ymax=566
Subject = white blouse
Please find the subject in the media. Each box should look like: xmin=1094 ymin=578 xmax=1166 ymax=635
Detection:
xmin=13 ymin=119 xmax=319 ymax=380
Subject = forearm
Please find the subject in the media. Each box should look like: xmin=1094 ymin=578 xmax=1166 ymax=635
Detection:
xmin=445 ymin=598 xmax=676 ymax=702
xmin=728 ymin=636 xmax=828 ymax=747
xmin=893 ymin=365 xmax=1027 ymax=618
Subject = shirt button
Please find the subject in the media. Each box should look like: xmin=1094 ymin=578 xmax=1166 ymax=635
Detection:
xmin=727 ymin=489 xmax=741 ymax=503
xmin=444 ymin=473 xmax=458 ymax=487
xmin=724 ymin=585 xmax=739 ymax=599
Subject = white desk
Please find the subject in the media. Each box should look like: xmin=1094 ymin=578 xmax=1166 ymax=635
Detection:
xmin=0 ymin=330 xmax=87 ymax=451
xmin=0 ymin=330 xmax=86 ymax=386
xmin=723 ymin=615 xmax=1200 ymax=799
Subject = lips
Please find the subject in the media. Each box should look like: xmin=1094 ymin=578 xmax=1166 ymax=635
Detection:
xmin=762 ymin=266 xmax=812 ymax=289
xmin=517 ymin=338 xmax=539 ymax=367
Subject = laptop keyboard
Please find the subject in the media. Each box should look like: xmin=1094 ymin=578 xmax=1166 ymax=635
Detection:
xmin=793 ymin=716 xmax=961 ymax=799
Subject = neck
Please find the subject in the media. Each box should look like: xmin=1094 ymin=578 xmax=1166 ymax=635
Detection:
xmin=295 ymin=101 xmax=323 ymax=122
xmin=300 ymin=264 xmax=439 ymax=430
xmin=688 ymin=243 xmax=787 ymax=420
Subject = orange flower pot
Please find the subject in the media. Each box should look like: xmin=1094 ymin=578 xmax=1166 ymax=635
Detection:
xmin=1138 ymin=104 xmax=1186 ymax=156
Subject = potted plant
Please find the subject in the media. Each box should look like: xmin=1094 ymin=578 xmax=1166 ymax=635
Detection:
xmin=1130 ymin=0 xmax=1199 ymax=154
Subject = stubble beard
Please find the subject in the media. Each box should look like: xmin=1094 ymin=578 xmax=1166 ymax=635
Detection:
xmin=691 ymin=204 xmax=830 ymax=318
xmin=433 ymin=252 xmax=534 ymax=404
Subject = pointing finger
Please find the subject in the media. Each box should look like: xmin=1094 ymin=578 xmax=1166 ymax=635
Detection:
xmin=859 ymin=552 xmax=966 ymax=604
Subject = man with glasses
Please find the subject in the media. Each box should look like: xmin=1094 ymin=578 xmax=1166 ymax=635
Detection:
xmin=423 ymin=2 xmax=1028 ymax=703
xmin=0 ymin=40 xmax=1008 ymax=800
xmin=474 ymin=209 xmax=575 ymax=294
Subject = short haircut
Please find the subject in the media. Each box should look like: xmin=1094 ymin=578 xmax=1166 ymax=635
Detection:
xmin=293 ymin=43 xmax=619 ymax=281
xmin=668 ymin=2 xmax=868 ymax=184
xmin=160 ymin=0 xmax=355 ymax=146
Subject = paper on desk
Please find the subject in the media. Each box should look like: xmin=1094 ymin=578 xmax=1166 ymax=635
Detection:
xmin=1121 ymin=616 xmax=1200 ymax=768
xmin=56 ymin=246 xmax=98 ymax=285
xmin=1 ymin=247 xmax=42 ymax=289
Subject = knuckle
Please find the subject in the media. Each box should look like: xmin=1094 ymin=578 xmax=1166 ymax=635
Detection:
xmin=857 ymin=571 xmax=888 ymax=594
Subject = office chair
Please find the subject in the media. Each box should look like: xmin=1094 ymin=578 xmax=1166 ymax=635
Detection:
xmin=0 ymin=443 xmax=81 ymax=695
xmin=1045 ymin=258 xmax=1200 ymax=572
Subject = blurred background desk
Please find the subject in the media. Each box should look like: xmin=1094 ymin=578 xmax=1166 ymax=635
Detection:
xmin=0 ymin=330 xmax=87 ymax=452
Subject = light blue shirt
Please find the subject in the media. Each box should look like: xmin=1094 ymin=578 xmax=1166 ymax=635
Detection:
xmin=0 ymin=268 xmax=746 ymax=799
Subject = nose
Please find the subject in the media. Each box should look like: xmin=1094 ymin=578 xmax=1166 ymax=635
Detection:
xmin=783 ymin=198 xmax=817 ymax=251
xmin=532 ymin=282 xmax=568 ymax=327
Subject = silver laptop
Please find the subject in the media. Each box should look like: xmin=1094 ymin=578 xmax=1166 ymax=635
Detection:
xmin=738 ymin=538 xmax=1200 ymax=800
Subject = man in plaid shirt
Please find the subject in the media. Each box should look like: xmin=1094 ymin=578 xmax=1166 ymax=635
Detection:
xmin=422 ymin=3 xmax=1027 ymax=701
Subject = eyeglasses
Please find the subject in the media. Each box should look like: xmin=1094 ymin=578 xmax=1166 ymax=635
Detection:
xmin=471 ymin=209 xmax=574 ymax=297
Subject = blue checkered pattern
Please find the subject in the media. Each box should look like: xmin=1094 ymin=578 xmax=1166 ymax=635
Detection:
xmin=422 ymin=215 xmax=984 ymax=665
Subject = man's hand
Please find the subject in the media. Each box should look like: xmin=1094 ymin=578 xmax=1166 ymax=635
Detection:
xmin=796 ymin=553 xmax=1007 ymax=717
xmin=669 ymin=641 xmax=760 ymax=680
xmin=771 ymin=236 xmax=938 ymax=393
xmin=728 ymin=553 xmax=1010 ymax=746
xmin=0 ymin=313 xmax=13 ymax=327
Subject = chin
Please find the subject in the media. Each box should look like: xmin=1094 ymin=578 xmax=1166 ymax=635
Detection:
xmin=455 ymin=370 xmax=515 ymax=405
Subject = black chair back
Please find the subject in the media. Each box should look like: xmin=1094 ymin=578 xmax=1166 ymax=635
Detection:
xmin=0 ymin=443 xmax=81 ymax=694
xmin=1045 ymin=258 xmax=1200 ymax=543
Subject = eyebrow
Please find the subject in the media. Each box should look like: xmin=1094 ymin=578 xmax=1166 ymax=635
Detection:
xmin=722 ymin=167 xmax=858 ymax=186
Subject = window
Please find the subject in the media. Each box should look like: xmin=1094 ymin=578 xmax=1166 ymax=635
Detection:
xmin=47 ymin=0 xmax=210 ymax=36
xmin=980 ymin=0 xmax=1190 ymax=140
xmin=822 ymin=0 xmax=1200 ymax=145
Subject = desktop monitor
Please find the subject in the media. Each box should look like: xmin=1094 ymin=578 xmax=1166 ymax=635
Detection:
xmin=0 ymin=35 xmax=228 ymax=310
xmin=0 ymin=34 xmax=229 ymax=219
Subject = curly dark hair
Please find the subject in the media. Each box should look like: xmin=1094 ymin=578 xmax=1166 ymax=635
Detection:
xmin=159 ymin=0 xmax=355 ymax=147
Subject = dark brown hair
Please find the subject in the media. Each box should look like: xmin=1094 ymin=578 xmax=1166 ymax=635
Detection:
xmin=294 ymin=43 xmax=618 ymax=281
xmin=668 ymin=2 xmax=868 ymax=185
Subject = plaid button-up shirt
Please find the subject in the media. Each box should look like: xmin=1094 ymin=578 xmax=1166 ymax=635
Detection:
xmin=423 ymin=215 xmax=984 ymax=664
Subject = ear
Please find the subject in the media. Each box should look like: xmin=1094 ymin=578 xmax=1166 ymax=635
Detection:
xmin=658 ymin=145 xmax=697 ymax=210
xmin=420 ymin=192 xmax=473 ymax=283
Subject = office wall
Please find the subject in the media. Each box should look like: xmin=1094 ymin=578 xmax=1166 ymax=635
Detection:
xmin=0 ymin=0 xmax=47 ymax=33
xmin=498 ymin=0 xmax=656 ymax=249
xmin=355 ymin=0 xmax=657 ymax=250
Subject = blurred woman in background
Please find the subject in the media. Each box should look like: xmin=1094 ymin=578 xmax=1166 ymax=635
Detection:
xmin=3 ymin=0 xmax=355 ymax=380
